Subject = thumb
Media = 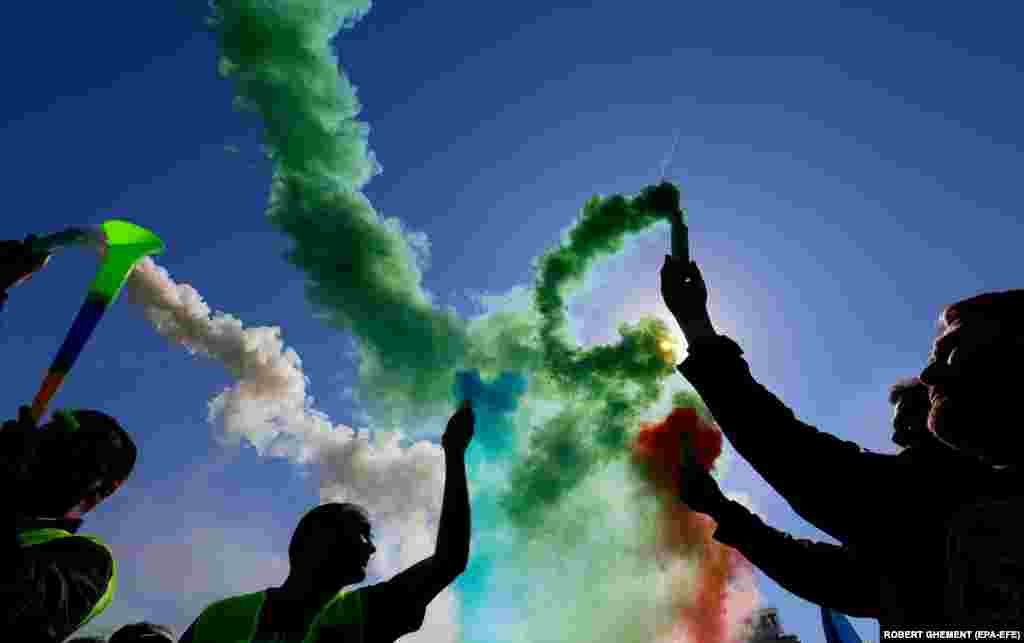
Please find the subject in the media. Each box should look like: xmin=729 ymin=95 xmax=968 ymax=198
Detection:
xmin=688 ymin=261 xmax=707 ymax=287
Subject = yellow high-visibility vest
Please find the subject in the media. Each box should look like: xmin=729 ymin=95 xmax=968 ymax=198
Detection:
xmin=16 ymin=527 xmax=117 ymax=630
xmin=191 ymin=589 xmax=365 ymax=643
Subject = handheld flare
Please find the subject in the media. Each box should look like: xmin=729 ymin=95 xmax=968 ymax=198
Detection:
xmin=642 ymin=181 xmax=690 ymax=264
xmin=670 ymin=207 xmax=689 ymax=265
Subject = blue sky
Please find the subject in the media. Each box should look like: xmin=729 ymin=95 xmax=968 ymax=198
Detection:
xmin=2 ymin=2 xmax=1022 ymax=641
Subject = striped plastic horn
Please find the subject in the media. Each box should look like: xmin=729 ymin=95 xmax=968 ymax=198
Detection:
xmin=30 ymin=220 xmax=164 ymax=422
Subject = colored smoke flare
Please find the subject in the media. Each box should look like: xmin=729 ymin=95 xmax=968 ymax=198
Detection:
xmin=671 ymin=208 xmax=689 ymax=265
xmin=202 ymin=1 xmax=759 ymax=640
xmin=631 ymin=407 xmax=756 ymax=643
xmin=641 ymin=181 xmax=689 ymax=264
xmin=31 ymin=220 xmax=165 ymax=422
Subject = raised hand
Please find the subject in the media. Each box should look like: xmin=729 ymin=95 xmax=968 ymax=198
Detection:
xmin=441 ymin=400 xmax=475 ymax=455
xmin=0 ymin=235 xmax=50 ymax=292
xmin=660 ymin=256 xmax=715 ymax=344
xmin=678 ymin=453 xmax=729 ymax=517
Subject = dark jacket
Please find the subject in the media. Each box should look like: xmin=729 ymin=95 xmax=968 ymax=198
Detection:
xmin=2 ymin=517 xmax=114 ymax=643
xmin=680 ymin=334 xmax=1024 ymax=629
xmin=711 ymin=499 xmax=881 ymax=619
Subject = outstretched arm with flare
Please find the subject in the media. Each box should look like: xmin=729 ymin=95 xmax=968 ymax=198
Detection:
xmin=679 ymin=457 xmax=882 ymax=618
xmin=661 ymin=257 xmax=898 ymax=546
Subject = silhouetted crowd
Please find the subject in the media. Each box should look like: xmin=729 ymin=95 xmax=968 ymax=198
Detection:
xmin=3 ymin=223 xmax=1022 ymax=642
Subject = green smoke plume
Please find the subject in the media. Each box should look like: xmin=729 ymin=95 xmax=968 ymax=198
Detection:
xmin=497 ymin=188 xmax=683 ymax=529
xmin=206 ymin=2 xmax=728 ymax=640
xmin=209 ymin=0 xmax=468 ymax=423
xmin=207 ymin=1 xmax=682 ymax=439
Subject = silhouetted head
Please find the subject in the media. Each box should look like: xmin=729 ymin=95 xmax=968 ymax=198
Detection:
xmin=289 ymin=502 xmax=376 ymax=586
xmin=27 ymin=409 xmax=136 ymax=518
xmin=109 ymin=622 xmax=175 ymax=643
xmin=888 ymin=377 xmax=932 ymax=449
xmin=920 ymin=290 xmax=1024 ymax=464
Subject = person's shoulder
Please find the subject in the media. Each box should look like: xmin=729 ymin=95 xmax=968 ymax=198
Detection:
xmin=27 ymin=531 xmax=109 ymax=551
xmin=202 ymin=589 xmax=267 ymax=612
xmin=898 ymin=443 xmax=976 ymax=472
xmin=858 ymin=449 xmax=900 ymax=465
xmin=351 ymin=581 xmax=396 ymax=603
xmin=27 ymin=533 xmax=114 ymax=572
xmin=358 ymin=575 xmax=434 ymax=602
xmin=351 ymin=582 xmax=427 ymax=639
xmin=945 ymin=496 xmax=1024 ymax=625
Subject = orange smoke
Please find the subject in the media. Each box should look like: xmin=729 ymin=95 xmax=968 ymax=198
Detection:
xmin=631 ymin=406 xmax=757 ymax=643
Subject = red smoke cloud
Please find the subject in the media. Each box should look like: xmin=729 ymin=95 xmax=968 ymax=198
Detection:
xmin=631 ymin=407 xmax=756 ymax=643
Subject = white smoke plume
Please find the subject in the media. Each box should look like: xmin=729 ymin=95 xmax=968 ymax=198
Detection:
xmin=123 ymin=257 xmax=459 ymax=641
xmin=124 ymin=257 xmax=321 ymax=453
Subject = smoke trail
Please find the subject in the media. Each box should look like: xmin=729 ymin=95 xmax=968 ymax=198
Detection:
xmin=124 ymin=257 xmax=461 ymax=639
xmin=631 ymin=408 xmax=759 ymax=643
xmin=451 ymin=368 xmax=686 ymax=643
xmin=207 ymin=0 xmax=467 ymax=425
xmin=208 ymin=0 xmax=685 ymax=534
xmin=199 ymin=2 xmax=760 ymax=642
xmin=535 ymin=185 xmax=681 ymax=383
xmin=451 ymin=371 xmax=531 ymax=642
xmin=125 ymin=258 xmax=328 ymax=455
xmin=496 ymin=188 xmax=684 ymax=529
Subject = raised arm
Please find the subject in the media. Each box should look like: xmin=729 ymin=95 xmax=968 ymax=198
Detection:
xmin=434 ymin=402 xmax=473 ymax=573
xmin=369 ymin=402 xmax=474 ymax=634
xmin=711 ymin=500 xmax=882 ymax=618
xmin=679 ymin=460 xmax=882 ymax=618
xmin=661 ymin=257 xmax=897 ymax=544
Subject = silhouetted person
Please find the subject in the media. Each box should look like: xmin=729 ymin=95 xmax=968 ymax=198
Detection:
xmin=109 ymin=621 xmax=175 ymax=642
xmin=178 ymin=401 xmax=475 ymax=643
xmin=1 ymin=235 xmax=138 ymax=642
xmin=888 ymin=377 xmax=946 ymax=456
xmin=889 ymin=377 xmax=927 ymax=449
xmin=661 ymin=256 xmax=1024 ymax=629
xmin=675 ymin=378 xmax=934 ymax=622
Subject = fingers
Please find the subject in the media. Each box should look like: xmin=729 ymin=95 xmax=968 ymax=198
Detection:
xmin=449 ymin=399 xmax=474 ymax=428
xmin=444 ymin=400 xmax=475 ymax=452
